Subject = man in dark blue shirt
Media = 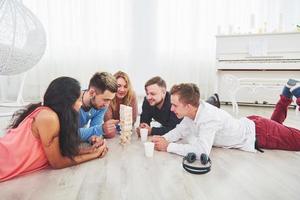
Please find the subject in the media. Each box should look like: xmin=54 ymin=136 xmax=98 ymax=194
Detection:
xmin=137 ymin=76 xmax=220 ymax=136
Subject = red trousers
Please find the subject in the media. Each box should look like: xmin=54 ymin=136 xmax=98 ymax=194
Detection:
xmin=247 ymin=95 xmax=300 ymax=151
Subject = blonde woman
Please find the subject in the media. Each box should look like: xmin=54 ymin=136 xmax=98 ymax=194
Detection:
xmin=104 ymin=71 xmax=138 ymax=134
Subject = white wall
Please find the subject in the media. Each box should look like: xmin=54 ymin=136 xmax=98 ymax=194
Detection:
xmin=1 ymin=0 xmax=300 ymax=102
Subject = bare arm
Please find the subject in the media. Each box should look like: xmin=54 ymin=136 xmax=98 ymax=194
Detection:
xmin=35 ymin=110 xmax=107 ymax=169
xmin=78 ymin=136 xmax=105 ymax=155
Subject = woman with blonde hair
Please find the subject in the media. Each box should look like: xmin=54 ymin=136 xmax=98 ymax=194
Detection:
xmin=104 ymin=71 xmax=138 ymax=131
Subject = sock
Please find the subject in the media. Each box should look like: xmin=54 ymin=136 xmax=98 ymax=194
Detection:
xmin=282 ymin=86 xmax=293 ymax=99
xmin=282 ymin=79 xmax=299 ymax=99
xmin=291 ymin=83 xmax=300 ymax=98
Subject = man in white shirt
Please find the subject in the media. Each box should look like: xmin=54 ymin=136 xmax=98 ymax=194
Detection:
xmin=152 ymin=82 xmax=300 ymax=160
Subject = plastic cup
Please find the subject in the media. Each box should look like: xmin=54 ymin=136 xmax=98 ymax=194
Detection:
xmin=140 ymin=128 xmax=148 ymax=142
xmin=144 ymin=142 xmax=154 ymax=157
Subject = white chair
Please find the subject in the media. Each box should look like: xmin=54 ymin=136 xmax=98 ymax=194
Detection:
xmin=295 ymin=101 xmax=299 ymax=116
xmin=0 ymin=0 xmax=46 ymax=117
xmin=221 ymin=74 xmax=298 ymax=115
xmin=221 ymin=74 xmax=240 ymax=115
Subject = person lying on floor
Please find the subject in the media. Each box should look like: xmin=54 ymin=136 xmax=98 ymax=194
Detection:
xmin=104 ymin=71 xmax=138 ymax=130
xmin=0 ymin=77 xmax=108 ymax=182
xmin=137 ymin=76 xmax=221 ymax=137
xmin=79 ymin=72 xmax=118 ymax=140
xmin=152 ymin=79 xmax=300 ymax=160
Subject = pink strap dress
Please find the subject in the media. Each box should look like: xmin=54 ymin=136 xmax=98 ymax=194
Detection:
xmin=0 ymin=107 xmax=50 ymax=182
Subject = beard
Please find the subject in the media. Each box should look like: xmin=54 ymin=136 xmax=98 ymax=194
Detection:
xmin=90 ymin=96 xmax=100 ymax=110
xmin=81 ymin=102 xmax=91 ymax=112
xmin=81 ymin=96 xmax=99 ymax=111
xmin=152 ymin=97 xmax=164 ymax=107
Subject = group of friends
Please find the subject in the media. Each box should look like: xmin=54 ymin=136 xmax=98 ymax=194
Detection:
xmin=1 ymin=71 xmax=300 ymax=182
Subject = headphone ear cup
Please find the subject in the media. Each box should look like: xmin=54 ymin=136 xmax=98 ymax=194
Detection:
xmin=186 ymin=153 xmax=196 ymax=163
xmin=200 ymin=153 xmax=209 ymax=165
xmin=182 ymin=152 xmax=212 ymax=175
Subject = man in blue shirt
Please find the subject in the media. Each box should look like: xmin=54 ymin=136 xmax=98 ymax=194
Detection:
xmin=79 ymin=72 xmax=118 ymax=142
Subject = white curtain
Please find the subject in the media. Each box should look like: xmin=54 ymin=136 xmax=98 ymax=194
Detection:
xmin=1 ymin=0 xmax=299 ymax=101
xmin=155 ymin=0 xmax=300 ymax=98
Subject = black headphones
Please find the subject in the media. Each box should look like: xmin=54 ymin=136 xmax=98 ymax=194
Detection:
xmin=182 ymin=153 xmax=211 ymax=174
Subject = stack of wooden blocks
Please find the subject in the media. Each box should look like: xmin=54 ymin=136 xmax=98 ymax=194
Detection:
xmin=119 ymin=104 xmax=133 ymax=145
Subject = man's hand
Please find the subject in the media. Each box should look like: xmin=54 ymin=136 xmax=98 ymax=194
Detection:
xmin=103 ymin=119 xmax=119 ymax=138
xmin=136 ymin=123 xmax=152 ymax=137
xmin=152 ymin=136 xmax=169 ymax=152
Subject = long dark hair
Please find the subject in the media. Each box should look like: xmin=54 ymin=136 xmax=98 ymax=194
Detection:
xmin=8 ymin=77 xmax=81 ymax=158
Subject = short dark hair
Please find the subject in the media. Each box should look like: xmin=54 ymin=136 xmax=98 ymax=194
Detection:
xmin=170 ymin=83 xmax=200 ymax=107
xmin=144 ymin=76 xmax=166 ymax=90
xmin=89 ymin=72 xmax=117 ymax=93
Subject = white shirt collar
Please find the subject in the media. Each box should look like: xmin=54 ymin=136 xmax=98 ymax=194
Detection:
xmin=193 ymin=100 xmax=206 ymax=123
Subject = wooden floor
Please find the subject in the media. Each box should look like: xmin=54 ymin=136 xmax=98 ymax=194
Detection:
xmin=0 ymin=105 xmax=300 ymax=200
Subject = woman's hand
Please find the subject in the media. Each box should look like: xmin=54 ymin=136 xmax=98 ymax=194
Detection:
xmin=90 ymin=135 xmax=104 ymax=148
xmin=94 ymin=141 xmax=108 ymax=158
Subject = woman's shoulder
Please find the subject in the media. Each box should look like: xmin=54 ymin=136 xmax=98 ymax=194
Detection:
xmin=31 ymin=107 xmax=60 ymax=139
xmin=132 ymin=91 xmax=137 ymax=97
xmin=35 ymin=108 xmax=59 ymax=127
xmin=131 ymin=92 xmax=138 ymax=102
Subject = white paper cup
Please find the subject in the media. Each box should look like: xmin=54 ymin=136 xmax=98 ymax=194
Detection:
xmin=144 ymin=142 xmax=154 ymax=157
xmin=140 ymin=128 xmax=148 ymax=142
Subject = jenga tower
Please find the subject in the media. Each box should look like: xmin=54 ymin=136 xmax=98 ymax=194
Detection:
xmin=119 ymin=104 xmax=133 ymax=145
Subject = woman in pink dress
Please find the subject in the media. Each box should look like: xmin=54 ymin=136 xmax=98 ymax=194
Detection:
xmin=0 ymin=77 xmax=107 ymax=182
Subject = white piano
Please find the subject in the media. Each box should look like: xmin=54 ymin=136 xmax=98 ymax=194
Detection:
xmin=216 ymin=32 xmax=300 ymax=114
